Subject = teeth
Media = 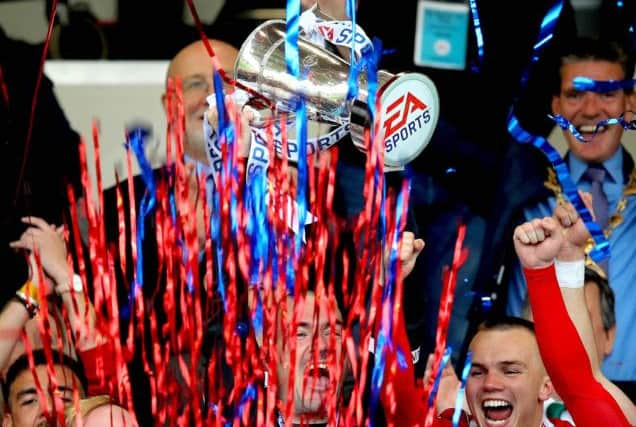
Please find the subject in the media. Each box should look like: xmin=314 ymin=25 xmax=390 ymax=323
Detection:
xmin=308 ymin=363 xmax=328 ymax=370
xmin=483 ymin=399 xmax=511 ymax=408
xmin=485 ymin=419 xmax=507 ymax=425
xmin=578 ymin=124 xmax=606 ymax=133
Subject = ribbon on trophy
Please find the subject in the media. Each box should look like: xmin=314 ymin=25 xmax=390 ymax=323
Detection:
xmin=298 ymin=5 xmax=374 ymax=58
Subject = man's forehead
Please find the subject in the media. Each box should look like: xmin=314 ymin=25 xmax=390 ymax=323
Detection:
xmin=561 ymin=60 xmax=626 ymax=85
xmin=13 ymin=364 xmax=78 ymax=392
xmin=286 ymin=292 xmax=343 ymax=322
xmin=470 ymin=328 xmax=538 ymax=360
xmin=168 ymin=41 xmax=237 ymax=80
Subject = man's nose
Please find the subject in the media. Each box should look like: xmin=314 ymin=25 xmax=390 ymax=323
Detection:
xmin=483 ymin=371 xmax=505 ymax=391
xmin=581 ymin=92 xmax=602 ymax=117
xmin=313 ymin=333 xmax=330 ymax=357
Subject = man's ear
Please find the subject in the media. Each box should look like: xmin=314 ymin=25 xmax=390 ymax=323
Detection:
xmin=538 ymin=375 xmax=554 ymax=402
xmin=626 ymin=91 xmax=636 ymax=116
xmin=3 ymin=412 xmax=14 ymax=427
xmin=604 ymin=325 xmax=617 ymax=358
xmin=161 ymin=93 xmax=168 ymax=112
xmin=551 ymin=95 xmax=561 ymax=116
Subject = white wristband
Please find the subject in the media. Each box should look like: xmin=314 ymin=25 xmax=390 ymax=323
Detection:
xmin=554 ymin=259 xmax=585 ymax=288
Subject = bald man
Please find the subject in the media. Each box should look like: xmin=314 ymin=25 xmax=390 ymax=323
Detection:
xmin=101 ymin=39 xmax=238 ymax=425
xmin=162 ymin=39 xmax=239 ymax=164
xmin=162 ymin=39 xmax=240 ymax=249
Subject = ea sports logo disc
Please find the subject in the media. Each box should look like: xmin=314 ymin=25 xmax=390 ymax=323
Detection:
xmin=379 ymin=73 xmax=439 ymax=167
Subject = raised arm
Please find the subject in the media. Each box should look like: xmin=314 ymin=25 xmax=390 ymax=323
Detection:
xmin=552 ymin=200 xmax=636 ymax=423
xmin=0 ymin=297 xmax=31 ymax=373
xmin=10 ymin=216 xmax=116 ymax=395
xmin=10 ymin=217 xmax=99 ymax=351
xmin=514 ymin=214 xmax=633 ymax=425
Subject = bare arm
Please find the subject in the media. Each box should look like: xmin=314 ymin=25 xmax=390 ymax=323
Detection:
xmin=10 ymin=217 xmax=101 ymax=351
xmin=0 ymin=301 xmax=30 ymax=372
xmin=53 ymin=272 xmax=99 ymax=351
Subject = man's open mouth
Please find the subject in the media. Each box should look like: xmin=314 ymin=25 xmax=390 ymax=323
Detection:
xmin=482 ymin=399 xmax=513 ymax=426
xmin=577 ymin=124 xmax=607 ymax=136
xmin=305 ymin=362 xmax=331 ymax=391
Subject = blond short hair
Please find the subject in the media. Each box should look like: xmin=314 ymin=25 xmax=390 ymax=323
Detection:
xmin=65 ymin=395 xmax=111 ymax=426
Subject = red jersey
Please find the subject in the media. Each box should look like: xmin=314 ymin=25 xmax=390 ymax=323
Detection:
xmin=525 ymin=266 xmax=632 ymax=427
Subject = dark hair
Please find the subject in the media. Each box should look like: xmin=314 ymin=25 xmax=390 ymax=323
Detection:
xmin=476 ymin=315 xmax=536 ymax=336
xmin=2 ymin=350 xmax=87 ymax=404
xmin=554 ymin=37 xmax=635 ymax=95
xmin=584 ymin=267 xmax=616 ymax=332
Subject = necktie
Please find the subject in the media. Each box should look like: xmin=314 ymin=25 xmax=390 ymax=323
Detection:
xmin=584 ymin=164 xmax=609 ymax=273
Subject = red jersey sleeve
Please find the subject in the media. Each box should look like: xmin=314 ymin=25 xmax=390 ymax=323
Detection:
xmin=380 ymin=301 xmax=469 ymax=427
xmin=524 ymin=265 xmax=631 ymax=427
xmin=78 ymin=341 xmax=117 ymax=396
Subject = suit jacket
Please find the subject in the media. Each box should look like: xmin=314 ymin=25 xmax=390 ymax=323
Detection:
xmin=0 ymin=29 xmax=82 ymax=302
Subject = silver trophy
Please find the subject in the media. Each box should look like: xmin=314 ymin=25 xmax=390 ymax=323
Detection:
xmin=235 ymin=19 xmax=439 ymax=168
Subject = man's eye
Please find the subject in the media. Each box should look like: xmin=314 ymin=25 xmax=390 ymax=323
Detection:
xmin=184 ymin=79 xmax=208 ymax=92
xmin=600 ymin=90 xmax=620 ymax=99
xmin=564 ymin=90 xmax=583 ymax=100
xmin=297 ymin=331 xmax=308 ymax=339
xmin=470 ymin=370 xmax=483 ymax=377
xmin=21 ymin=398 xmax=37 ymax=406
xmin=505 ymin=370 xmax=521 ymax=375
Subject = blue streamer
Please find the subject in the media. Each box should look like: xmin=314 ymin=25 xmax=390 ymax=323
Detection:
xmin=291 ymin=98 xmax=308 ymax=294
xmin=452 ymin=352 xmax=472 ymax=427
xmin=550 ymin=112 xmax=636 ymax=142
xmin=242 ymin=166 xmax=269 ymax=339
xmin=508 ymin=117 xmax=609 ymax=262
xmin=468 ymin=0 xmax=484 ymax=73
xmin=284 ymin=0 xmax=301 ymax=296
xmin=235 ymin=383 xmax=257 ymax=420
xmin=210 ymin=67 xmax=244 ymax=312
xmin=427 ymin=347 xmax=452 ymax=409
xmin=127 ymin=127 xmax=156 ymax=296
xmin=573 ymin=76 xmax=636 ymax=93
xmin=530 ymin=1 xmax=563 ymax=61
xmin=252 ymin=292 xmax=263 ymax=339
xmin=518 ymin=0 xmax=564 ymax=89
xmin=548 ymin=114 xmax=587 ymax=142
xmin=245 ymin=171 xmax=269 ymax=284
xmin=210 ymin=181 xmax=227 ymax=311
xmin=345 ymin=0 xmax=360 ymax=100
xmin=507 ymin=0 xmax=609 ymax=262
xmin=212 ymin=69 xmax=239 ymax=238
xmin=396 ymin=348 xmax=408 ymax=370
xmin=369 ymin=179 xmax=410 ymax=426
xmin=285 ymin=0 xmax=300 ymax=78
xmin=596 ymin=115 xmax=636 ymax=131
